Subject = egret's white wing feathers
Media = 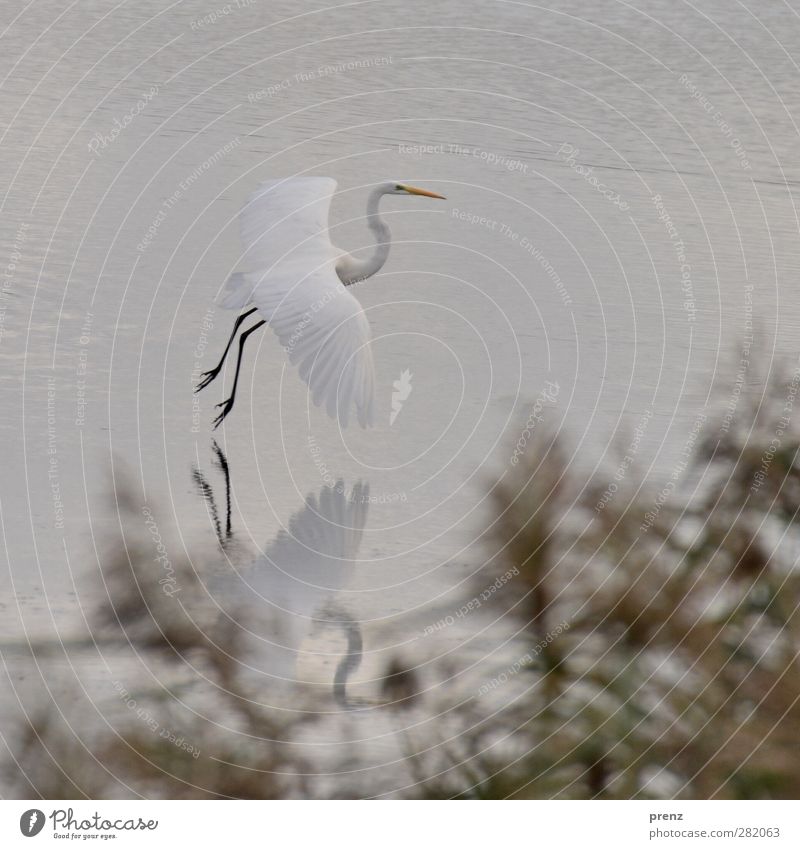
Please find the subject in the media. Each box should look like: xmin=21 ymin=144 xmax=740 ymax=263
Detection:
xmin=239 ymin=177 xmax=339 ymax=272
xmin=221 ymin=177 xmax=374 ymax=427
xmin=219 ymin=271 xmax=252 ymax=310
xmin=251 ymin=265 xmax=374 ymax=428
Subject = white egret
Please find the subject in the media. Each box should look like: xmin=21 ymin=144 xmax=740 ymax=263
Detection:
xmin=196 ymin=177 xmax=445 ymax=428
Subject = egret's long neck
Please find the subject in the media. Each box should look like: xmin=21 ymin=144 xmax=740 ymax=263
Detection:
xmin=336 ymin=187 xmax=390 ymax=286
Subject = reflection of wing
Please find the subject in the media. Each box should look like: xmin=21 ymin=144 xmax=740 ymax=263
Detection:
xmin=255 ymin=480 xmax=369 ymax=607
xmin=239 ymin=481 xmax=369 ymax=685
xmin=221 ymin=177 xmax=374 ymax=427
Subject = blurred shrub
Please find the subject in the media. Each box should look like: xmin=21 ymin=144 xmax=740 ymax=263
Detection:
xmin=449 ymin=366 xmax=800 ymax=798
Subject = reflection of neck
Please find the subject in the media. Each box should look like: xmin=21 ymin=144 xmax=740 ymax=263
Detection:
xmin=336 ymin=186 xmax=391 ymax=286
xmin=324 ymin=605 xmax=363 ymax=709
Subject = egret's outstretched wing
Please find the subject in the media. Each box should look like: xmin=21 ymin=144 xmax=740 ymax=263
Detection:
xmin=254 ymin=266 xmax=374 ymax=427
xmin=221 ymin=177 xmax=374 ymax=428
xmin=239 ymin=177 xmax=339 ymax=273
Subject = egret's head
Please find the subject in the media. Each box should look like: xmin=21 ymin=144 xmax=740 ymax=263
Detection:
xmin=385 ymin=182 xmax=446 ymax=199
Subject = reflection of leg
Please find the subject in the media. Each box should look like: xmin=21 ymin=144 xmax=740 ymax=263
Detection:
xmin=195 ymin=307 xmax=257 ymax=392
xmin=192 ymin=467 xmax=222 ymax=544
xmin=212 ymin=319 xmax=266 ymax=429
xmin=193 ymin=442 xmax=234 ymax=546
xmin=212 ymin=440 xmax=233 ymax=540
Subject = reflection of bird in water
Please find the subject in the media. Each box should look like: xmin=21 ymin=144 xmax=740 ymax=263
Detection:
xmin=191 ymin=440 xmax=232 ymax=546
xmin=195 ymin=177 xmax=445 ymax=428
xmin=192 ymin=445 xmax=368 ymax=708
xmin=245 ymin=481 xmax=369 ymax=707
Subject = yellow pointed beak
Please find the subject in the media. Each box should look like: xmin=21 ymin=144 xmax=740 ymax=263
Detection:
xmin=400 ymin=184 xmax=446 ymax=200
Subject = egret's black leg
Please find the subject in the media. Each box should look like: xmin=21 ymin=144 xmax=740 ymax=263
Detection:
xmin=212 ymin=319 xmax=266 ymax=429
xmin=195 ymin=307 xmax=258 ymax=393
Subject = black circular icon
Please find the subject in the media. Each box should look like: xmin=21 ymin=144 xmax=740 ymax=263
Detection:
xmin=19 ymin=809 xmax=45 ymax=837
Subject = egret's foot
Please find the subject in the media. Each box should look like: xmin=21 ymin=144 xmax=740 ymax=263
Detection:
xmin=212 ymin=398 xmax=234 ymax=429
xmin=195 ymin=368 xmax=220 ymax=393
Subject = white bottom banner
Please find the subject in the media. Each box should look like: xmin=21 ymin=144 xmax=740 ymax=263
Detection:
xmin=2 ymin=800 xmax=797 ymax=847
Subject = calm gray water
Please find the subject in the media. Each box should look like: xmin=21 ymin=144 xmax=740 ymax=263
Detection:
xmin=1 ymin=0 xmax=800 ymax=795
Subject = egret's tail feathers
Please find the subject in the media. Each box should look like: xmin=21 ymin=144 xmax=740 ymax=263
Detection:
xmin=219 ymin=272 xmax=253 ymax=310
